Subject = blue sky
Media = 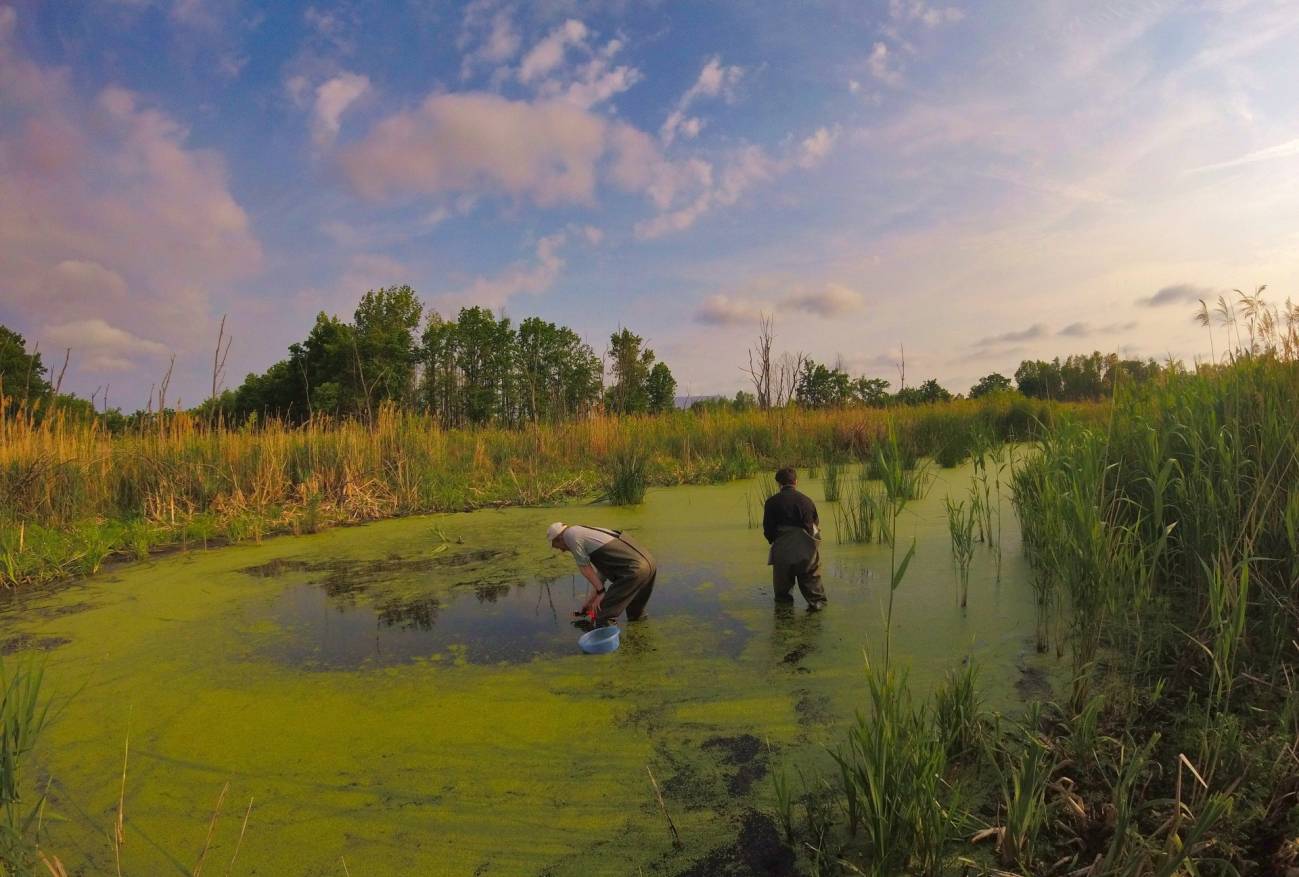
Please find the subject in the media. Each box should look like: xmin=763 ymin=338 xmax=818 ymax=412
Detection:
xmin=3 ymin=0 xmax=1299 ymax=408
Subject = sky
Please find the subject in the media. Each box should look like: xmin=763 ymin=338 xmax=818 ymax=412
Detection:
xmin=2 ymin=0 xmax=1299 ymax=410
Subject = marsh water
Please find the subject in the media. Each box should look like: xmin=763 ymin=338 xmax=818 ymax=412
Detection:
xmin=2 ymin=461 xmax=1056 ymax=875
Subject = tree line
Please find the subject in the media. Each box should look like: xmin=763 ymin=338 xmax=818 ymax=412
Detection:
xmin=215 ymin=286 xmax=678 ymax=426
xmin=0 ymin=302 xmax=1170 ymax=430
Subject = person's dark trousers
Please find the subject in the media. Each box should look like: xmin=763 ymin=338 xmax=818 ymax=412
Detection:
xmin=598 ymin=566 xmax=656 ymax=624
xmin=773 ymin=555 xmax=826 ymax=606
xmin=590 ymin=533 xmax=658 ymax=625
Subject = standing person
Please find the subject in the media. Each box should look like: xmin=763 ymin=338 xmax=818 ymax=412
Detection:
xmin=762 ymin=467 xmax=827 ymax=611
xmin=548 ymin=523 xmax=657 ymax=626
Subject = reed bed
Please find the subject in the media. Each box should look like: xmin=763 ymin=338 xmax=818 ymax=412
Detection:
xmin=0 ymin=396 xmax=1081 ymax=588
xmin=779 ymin=352 xmax=1299 ymax=875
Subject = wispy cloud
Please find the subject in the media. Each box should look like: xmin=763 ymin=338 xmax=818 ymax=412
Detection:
xmin=661 ymin=55 xmax=744 ymax=145
xmin=1137 ymin=284 xmax=1215 ymax=308
xmin=786 ymin=282 xmax=863 ymax=317
xmin=1187 ymin=137 xmax=1299 ymax=174
xmin=867 ymin=42 xmax=902 ymax=86
xmin=695 ymin=294 xmax=767 ymax=326
xmin=1058 ymin=320 xmax=1138 ymax=338
xmin=311 ymin=71 xmax=369 ymax=147
xmin=973 ymin=324 xmax=1048 ymax=347
xmin=693 ymin=281 xmax=862 ymax=325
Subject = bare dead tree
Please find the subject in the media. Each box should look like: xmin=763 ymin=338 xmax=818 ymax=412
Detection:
xmin=350 ymin=335 xmax=373 ymax=424
xmin=53 ymin=348 xmax=71 ymax=397
xmin=298 ymin=358 xmax=313 ymax=420
xmin=157 ymin=355 xmax=175 ymax=415
xmin=210 ymin=314 xmax=232 ymax=403
xmin=774 ymin=351 xmax=806 ymax=408
xmin=895 ymin=344 xmax=906 ymax=391
xmin=741 ymin=313 xmax=775 ymax=410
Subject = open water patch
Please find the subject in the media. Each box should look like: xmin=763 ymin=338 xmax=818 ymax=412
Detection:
xmin=252 ymin=552 xmax=751 ymax=669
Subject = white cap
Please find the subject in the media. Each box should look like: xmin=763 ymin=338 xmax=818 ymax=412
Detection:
xmin=546 ymin=522 xmax=566 ymax=543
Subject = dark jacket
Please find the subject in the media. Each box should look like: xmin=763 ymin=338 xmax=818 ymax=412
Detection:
xmin=764 ymin=485 xmax=821 ymax=567
xmin=763 ymin=486 xmax=820 ymax=544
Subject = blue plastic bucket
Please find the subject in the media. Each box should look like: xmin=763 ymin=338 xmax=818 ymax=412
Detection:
xmin=578 ymin=626 xmax=620 ymax=654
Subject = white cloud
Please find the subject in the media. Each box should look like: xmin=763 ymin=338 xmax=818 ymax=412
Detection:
xmin=868 ymin=42 xmax=902 ymax=86
xmin=458 ymin=2 xmax=521 ymax=78
xmin=889 ymin=0 xmax=964 ymax=28
xmin=519 ymin=19 xmax=588 ymax=83
xmin=695 ymin=294 xmax=767 ymax=326
xmin=340 ymin=92 xmax=608 ymax=206
xmin=1187 ymin=137 xmax=1299 ymax=174
xmin=441 ymin=232 xmax=569 ymax=309
xmin=786 ymin=282 xmax=863 ymax=316
xmin=312 ymin=71 xmax=370 ymax=147
xmin=0 ymin=14 xmax=260 ymax=390
xmin=635 ymin=129 xmax=836 ymax=239
xmin=798 ymin=126 xmax=838 ymax=168
xmin=536 ymin=39 xmax=642 ymax=109
xmin=661 ymin=56 xmax=744 ymax=145
xmin=41 ymin=318 xmax=170 ymax=372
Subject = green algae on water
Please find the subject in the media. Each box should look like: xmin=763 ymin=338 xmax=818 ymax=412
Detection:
xmin=2 ymin=461 xmax=1054 ymax=874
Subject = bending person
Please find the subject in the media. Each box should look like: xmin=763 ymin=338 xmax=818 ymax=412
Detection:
xmin=548 ymin=522 xmax=657 ymax=626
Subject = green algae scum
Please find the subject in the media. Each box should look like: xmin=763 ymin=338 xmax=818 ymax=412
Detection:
xmin=2 ymin=462 xmax=1050 ymax=874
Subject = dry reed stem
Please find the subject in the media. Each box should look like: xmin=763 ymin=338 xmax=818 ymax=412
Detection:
xmin=115 ymin=710 xmax=130 ymax=864
xmin=645 ymin=764 xmax=682 ymax=849
xmin=225 ymin=797 xmax=253 ymax=876
xmin=192 ymin=781 xmax=229 ymax=877
xmin=39 ymin=850 xmax=70 ymax=877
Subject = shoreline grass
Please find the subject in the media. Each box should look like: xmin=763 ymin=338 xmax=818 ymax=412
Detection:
xmin=0 ymin=396 xmax=1084 ymax=589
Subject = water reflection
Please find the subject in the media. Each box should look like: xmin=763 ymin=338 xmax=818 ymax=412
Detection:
xmin=253 ymin=554 xmax=747 ymax=669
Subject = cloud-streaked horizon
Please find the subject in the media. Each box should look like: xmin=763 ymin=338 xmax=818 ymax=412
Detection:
xmin=2 ymin=1 xmax=1298 ymax=408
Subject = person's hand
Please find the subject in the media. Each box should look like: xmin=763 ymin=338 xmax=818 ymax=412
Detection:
xmin=589 ymin=591 xmax=604 ymax=617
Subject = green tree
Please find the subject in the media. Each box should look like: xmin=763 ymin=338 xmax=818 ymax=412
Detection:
xmin=851 ymin=376 xmax=891 ymax=406
xmin=605 ymin=329 xmax=655 ymax=415
xmin=1014 ymin=358 xmax=1063 ymax=399
xmin=450 ymin=307 xmax=516 ymax=424
xmin=915 ymin=378 xmax=953 ymax=404
xmin=516 ymin=317 xmax=602 ymax=422
xmin=0 ymin=326 xmax=50 ymax=414
xmin=969 ymin=372 xmax=1012 ymax=398
xmin=353 ymin=285 xmax=423 ymax=409
xmin=646 ymin=362 xmax=677 ymax=414
xmin=795 ymin=360 xmax=851 ymax=408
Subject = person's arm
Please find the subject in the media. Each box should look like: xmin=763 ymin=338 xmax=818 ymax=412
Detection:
xmin=762 ymin=497 xmax=778 ymax=544
xmin=577 ymin=563 xmax=606 ymax=615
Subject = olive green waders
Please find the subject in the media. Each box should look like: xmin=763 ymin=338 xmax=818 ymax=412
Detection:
xmin=587 ymin=530 xmax=657 ymax=626
xmin=768 ymin=525 xmax=826 ymax=606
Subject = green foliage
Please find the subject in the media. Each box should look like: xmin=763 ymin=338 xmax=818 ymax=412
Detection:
xmin=1014 ymin=350 xmax=1164 ymax=401
xmin=645 ymin=362 xmax=677 ymax=414
xmin=601 ymin=443 xmax=648 ymax=505
xmin=0 ymin=328 xmax=50 ymax=418
xmin=0 ymin=658 xmax=52 ymax=872
xmin=795 ymin=360 xmax=853 ymax=408
xmin=822 ymin=459 xmax=841 ymax=503
xmin=944 ymin=496 xmax=976 ymax=607
xmin=831 ymin=660 xmax=955 ymax=877
xmin=969 ymin=372 xmax=1012 ymax=399
xmin=605 ymin=328 xmax=657 ymax=415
